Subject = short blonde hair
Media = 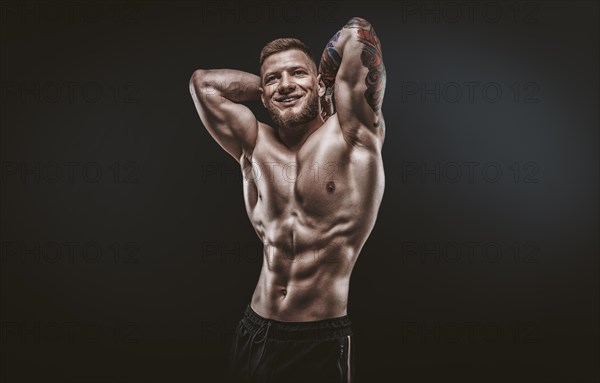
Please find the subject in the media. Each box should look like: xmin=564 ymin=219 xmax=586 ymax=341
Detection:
xmin=259 ymin=38 xmax=317 ymax=74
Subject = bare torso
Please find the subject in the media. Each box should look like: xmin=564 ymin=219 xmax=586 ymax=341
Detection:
xmin=241 ymin=113 xmax=385 ymax=321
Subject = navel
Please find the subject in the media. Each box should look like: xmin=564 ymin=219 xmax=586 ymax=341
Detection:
xmin=326 ymin=181 xmax=336 ymax=193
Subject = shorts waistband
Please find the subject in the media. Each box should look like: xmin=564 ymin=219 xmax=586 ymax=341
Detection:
xmin=241 ymin=304 xmax=353 ymax=341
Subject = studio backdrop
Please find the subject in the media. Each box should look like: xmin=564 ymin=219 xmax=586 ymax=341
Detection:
xmin=1 ymin=1 xmax=598 ymax=382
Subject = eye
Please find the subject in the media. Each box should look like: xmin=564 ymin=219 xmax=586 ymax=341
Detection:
xmin=294 ymin=70 xmax=306 ymax=75
xmin=265 ymin=75 xmax=276 ymax=83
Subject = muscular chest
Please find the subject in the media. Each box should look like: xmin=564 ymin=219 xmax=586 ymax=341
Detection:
xmin=242 ymin=121 xmax=352 ymax=221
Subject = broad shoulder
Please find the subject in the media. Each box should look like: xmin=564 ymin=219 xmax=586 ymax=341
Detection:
xmin=249 ymin=115 xmax=384 ymax=163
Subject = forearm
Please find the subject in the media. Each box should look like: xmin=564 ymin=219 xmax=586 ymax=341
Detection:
xmin=190 ymin=69 xmax=261 ymax=103
xmin=318 ymin=29 xmax=344 ymax=90
xmin=318 ymin=17 xmax=381 ymax=88
xmin=318 ymin=18 xmax=365 ymax=88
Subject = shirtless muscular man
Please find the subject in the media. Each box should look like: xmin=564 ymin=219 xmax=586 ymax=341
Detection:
xmin=190 ymin=16 xmax=386 ymax=382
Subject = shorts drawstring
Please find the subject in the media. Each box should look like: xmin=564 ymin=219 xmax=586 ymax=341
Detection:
xmin=248 ymin=320 xmax=272 ymax=381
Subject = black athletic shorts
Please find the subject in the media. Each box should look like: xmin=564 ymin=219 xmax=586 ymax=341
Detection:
xmin=226 ymin=304 xmax=354 ymax=382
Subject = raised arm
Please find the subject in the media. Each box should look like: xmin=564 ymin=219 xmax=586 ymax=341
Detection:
xmin=318 ymin=17 xmax=386 ymax=147
xmin=189 ymin=69 xmax=260 ymax=162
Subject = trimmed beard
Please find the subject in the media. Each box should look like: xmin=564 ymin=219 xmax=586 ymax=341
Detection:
xmin=266 ymin=89 xmax=320 ymax=131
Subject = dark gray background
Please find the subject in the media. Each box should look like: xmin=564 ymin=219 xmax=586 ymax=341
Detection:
xmin=1 ymin=1 xmax=598 ymax=382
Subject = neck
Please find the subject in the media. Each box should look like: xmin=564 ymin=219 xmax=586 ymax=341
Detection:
xmin=277 ymin=115 xmax=325 ymax=151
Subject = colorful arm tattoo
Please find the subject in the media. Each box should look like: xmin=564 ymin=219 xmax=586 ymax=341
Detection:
xmin=318 ymin=30 xmax=342 ymax=90
xmin=319 ymin=17 xmax=386 ymax=126
xmin=343 ymin=17 xmax=386 ymax=114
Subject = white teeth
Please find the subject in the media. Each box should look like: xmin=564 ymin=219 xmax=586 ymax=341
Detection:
xmin=280 ymin=96 xmax=300 ymax=102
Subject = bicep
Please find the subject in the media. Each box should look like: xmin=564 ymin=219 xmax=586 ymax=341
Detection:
xmin=190 ymin=77 xmax=258 ymax=162
xmin=335 ymin=19 xmax=386 ymax=141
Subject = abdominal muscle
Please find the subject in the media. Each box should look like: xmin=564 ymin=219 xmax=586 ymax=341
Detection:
xmin=250 ymin=237 xmax=355 ymax=322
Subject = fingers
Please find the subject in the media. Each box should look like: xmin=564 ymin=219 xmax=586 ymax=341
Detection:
xmin=321 ymin=99 xmax=333 ymax=119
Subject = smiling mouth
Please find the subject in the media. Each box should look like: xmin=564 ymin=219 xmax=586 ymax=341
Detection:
xmin=276 ymin=95 xmax=303 ymax=106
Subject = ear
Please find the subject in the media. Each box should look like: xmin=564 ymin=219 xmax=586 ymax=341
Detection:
xmin=259 ymin=86 xmax=266 ymax=107
xmin=317 ymin=74 xmax=326 ymax=98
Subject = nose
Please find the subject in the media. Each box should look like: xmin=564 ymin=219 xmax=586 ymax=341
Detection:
xmin=277 ymin=73 xmax=295 ymax=94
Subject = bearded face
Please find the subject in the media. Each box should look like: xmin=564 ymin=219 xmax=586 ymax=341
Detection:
xmin=264 ymin=85 xmax=320 ymax=131
xmin=260 ymin=49 xmax=324 ymax=131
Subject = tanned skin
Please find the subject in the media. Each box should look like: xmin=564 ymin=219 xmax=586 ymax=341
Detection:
xmin=190 ymin=17 xmax=386 ymax=321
